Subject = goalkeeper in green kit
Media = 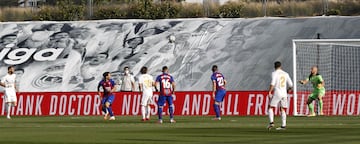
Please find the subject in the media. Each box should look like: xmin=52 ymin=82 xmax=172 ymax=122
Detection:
xmin=299 ymin=66 xmax=325 ymax=116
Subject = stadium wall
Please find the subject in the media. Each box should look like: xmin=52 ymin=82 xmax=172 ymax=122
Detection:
xmin=1 ymin=92 xmax=359 ymax=116
xmin=1 ymin=17 xmax=360 ymax=92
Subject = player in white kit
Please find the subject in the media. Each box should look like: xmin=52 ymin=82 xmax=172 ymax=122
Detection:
xmin=138 ymin=66 xmax=157 ymax=121
xmin=267 ymin=61 xmax=293 ymax=130
xmin=0 ymin=66 xmax=19 ymax=119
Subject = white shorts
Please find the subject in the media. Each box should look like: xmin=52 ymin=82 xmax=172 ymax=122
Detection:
xmin=141 ymin=93 xmax=153 ymax=106
xmin=269 ymin=96 xmax=287 ymax=108
xmin=4 ymin=89 xmax=17 ymax=103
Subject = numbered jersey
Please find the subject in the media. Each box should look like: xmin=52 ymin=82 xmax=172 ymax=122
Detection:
xmin=211 ymin=72 xmax=226 ymax=91
xmin=156 ymin=73 xmax=174 ymax=96
xmin=271 ymin=69 xmax=293 ymax=98
xmin=138 ymin=74 xmax=154 ymax=95
xmin=98 ymin=79 xmax=116 ymax=97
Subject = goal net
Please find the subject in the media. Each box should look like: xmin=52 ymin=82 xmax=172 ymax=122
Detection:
xmin=293 ymin=39 xmax=360 ymax=116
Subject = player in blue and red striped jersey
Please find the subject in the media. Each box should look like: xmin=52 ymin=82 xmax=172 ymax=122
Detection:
xmin=98 ymin=72 xmax=116 ymax=120
xmin=155 ymin=66 xmax=176 ymax=124
xmin=211 ymin=65 xmax=227 ymax=120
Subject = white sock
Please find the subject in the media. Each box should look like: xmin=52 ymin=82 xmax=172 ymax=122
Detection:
xmin=146 ymin=105 xmax=151 ymax=119
xmin=268 ymin=108 xmax=274 ymax=123
xmin=281 ymin=110 xmax=287 ymax=127
xmin=141 ymin=105 xmax=146 ymax=119
xmin=7 ymin=104 xmax=11 ymax=117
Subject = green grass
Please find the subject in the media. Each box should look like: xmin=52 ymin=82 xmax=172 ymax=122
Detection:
xmin=0 ymin=116 xmax=359 ymax=144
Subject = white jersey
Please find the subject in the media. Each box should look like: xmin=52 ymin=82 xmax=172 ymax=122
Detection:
xmin=271 ymin=69 xmax=293 ymax=98
xmin=138 ymin=74 xmax=154 ymax=95
xmin=1 ymin=73 xmax=17 ymax=102
xmin=2 ymin=73 xmax=16 ymax=89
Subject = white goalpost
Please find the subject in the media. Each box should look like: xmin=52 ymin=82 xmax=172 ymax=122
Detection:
xmin=292 ymin=39 xmax=360 ymax=116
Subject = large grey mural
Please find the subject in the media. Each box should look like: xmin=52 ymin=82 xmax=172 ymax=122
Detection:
xmin=0 ymin=17 xmax=360 ymax=92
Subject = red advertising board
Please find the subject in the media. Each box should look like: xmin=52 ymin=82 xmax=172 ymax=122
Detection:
xmin=296 ymin=91 xmax=360 ymax=116
xmin=1 ymin=91 xmax=359 ymax=116
xmin=0 ymin=91 xmax=290 ymax=116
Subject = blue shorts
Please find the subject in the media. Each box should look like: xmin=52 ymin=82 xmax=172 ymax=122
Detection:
xmin=102 ymin=95 xmax=115 ymax=105
xmin=215 ymin=89 xmax=226 ymax=102
xmin=157 ymin=95 xmax=173 ymax=107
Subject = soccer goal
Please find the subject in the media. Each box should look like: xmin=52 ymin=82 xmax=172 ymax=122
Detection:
xmin=292 ymin=39 xmax=360 ymax=116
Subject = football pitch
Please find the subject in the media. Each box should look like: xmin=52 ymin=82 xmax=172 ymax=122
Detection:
xmin=0 ymin=116 xmax=359 ymax=144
